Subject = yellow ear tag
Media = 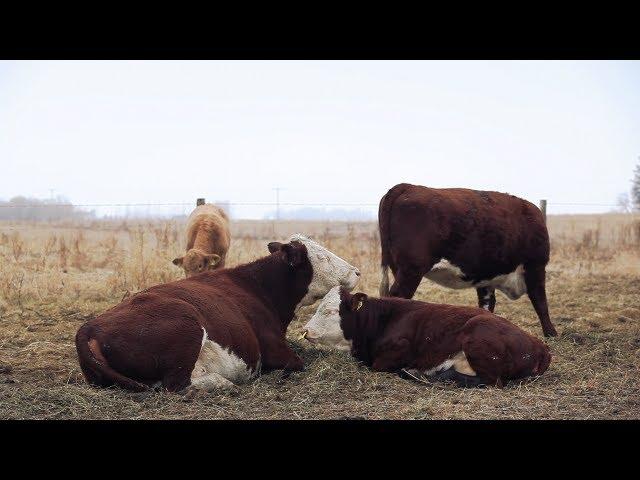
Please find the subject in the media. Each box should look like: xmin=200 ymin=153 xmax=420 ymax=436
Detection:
xmin=299 ymin=330 xmax=308 ymax=340
xmin=356 ymin=300 xmax=363 ymax=311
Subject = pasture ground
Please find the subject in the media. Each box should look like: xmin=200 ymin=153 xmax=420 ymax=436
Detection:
xmin=0 ymin=216 xmax=639 ymax=419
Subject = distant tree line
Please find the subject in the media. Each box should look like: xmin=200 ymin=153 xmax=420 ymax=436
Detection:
xmin=0 ymin=196 xmax=95 ymax=221
xmin=633 ymin=160 xmax=640 ymax=211
xmin=617 ymin=158 xmax=640 ymax=213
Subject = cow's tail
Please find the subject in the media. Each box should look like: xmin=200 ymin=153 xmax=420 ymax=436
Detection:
xmin=75 ymin=323 xmax=148 ymax=392
xmin=378 ymin=194 xmax=391 ymax=297
xmin=378 ymin=183 xmax=410 ymax=297
xmin=379 ymin=264 xmax=390 ymax=297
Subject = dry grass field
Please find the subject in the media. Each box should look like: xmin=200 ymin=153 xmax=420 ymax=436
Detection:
xmin=1 ymin=214 xmax=639 ymax=419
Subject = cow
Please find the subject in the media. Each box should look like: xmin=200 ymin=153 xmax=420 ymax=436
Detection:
xmin=302 ymin=286 xmax=552 ymax=388
xmin=378 ymin=183 xmax=557 ymax=337
xmin=173 ymin=203 xmax=231 ymax=277
xmin=75 ymin=234 xmax=360 ymax=393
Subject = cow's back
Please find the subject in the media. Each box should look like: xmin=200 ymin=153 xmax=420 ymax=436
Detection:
xmin=142 ymin=273 xmax=262 ymax=366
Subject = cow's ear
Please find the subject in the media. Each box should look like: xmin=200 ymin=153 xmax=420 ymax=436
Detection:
xmin=351 ymin=293 xmax=368 ymax=311
xmin=281 ymin=243 xmax=305 ymax=267
xmin=172 ymin=256 xmax=184 ymax=267
xmin=204 ymin=254 xmax=221 ymax=268
xmin=268 ymin=241 xmax=283 ymax=253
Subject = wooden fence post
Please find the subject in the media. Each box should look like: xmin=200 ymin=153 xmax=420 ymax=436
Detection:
xmin=539 ymin=199 xmax=547 ymax=224
xmin=196 ymin=198 xmax=205 ymax=206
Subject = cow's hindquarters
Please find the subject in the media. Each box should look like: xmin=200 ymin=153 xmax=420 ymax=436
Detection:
xmin=75 ymin=324 xmax=150 ymax=392
xmin=460 ymin=314 xmax=552 ymax=386
xmin=75 ymin=298 xmax=207 ymax=392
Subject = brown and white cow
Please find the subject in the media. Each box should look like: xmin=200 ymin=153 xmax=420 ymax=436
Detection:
xmin=303 ymin=286 xmax=551 ymax=388
xmin=379 ymin=183 xmax=557 ymax=337
xmin=76 ymin=234 xmax=360 ymax=393
xmin=173 ymin=203 xmax=230 ymax=277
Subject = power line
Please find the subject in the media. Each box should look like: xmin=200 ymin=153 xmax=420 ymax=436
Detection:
xmin=0 ymin=202 xmax=195 ymax=208
xmin=0 ymin=201 xmax=624 ymax=209
xmin=0 ymin=202 xmax=379 ymax=208
xmin=547 ymin=202 xmax=619 ymax=207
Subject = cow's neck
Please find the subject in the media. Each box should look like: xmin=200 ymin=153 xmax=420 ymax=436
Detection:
xmin=237 ymin=255 xmax=308 ymax=331
xmin=346 ymin=302 xmax=392 ymax=366
xmin=348 ymin=299 xmax=416 ymax=366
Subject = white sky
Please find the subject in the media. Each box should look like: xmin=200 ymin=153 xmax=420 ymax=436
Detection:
xmin=1 ymin=60 xmax=639 ymax=218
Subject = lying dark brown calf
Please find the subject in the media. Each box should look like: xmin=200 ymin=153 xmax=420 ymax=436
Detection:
xmin=75 ymin=235 xmax=360 ymax=393
xmin=303 ymin=286 xmax=551 ymax=388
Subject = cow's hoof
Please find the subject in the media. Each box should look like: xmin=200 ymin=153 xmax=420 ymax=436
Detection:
xmin=181 ymin=386 xmax=199 ymax=401
xmin=433 ymin=368 xmax=487 ymax=388
xmin=281 ymin=367 xmax=304 ymax=379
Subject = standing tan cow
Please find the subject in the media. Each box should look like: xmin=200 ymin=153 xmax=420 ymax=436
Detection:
xmin=173 ymin=203 xmax=230 ymax=277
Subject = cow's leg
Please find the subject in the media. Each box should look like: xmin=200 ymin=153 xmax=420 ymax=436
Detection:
xmin=432 ymin=368 xmax=487 ymax=388
xmin=190 ymin=372 xmax=235 ymax=392
xmin=371 ymin=338 xmax=411 ymax=372
xmin=459 ymin=315 xmax=512 ymax=387
xmin=389 ymin=266 xmax=425 ymax=299
xmin=476 ymin=286 xmax=496 ymax=312
xmin=162 ymin=367 xmax=195 ymax=393
xmin=524 ymin=265 xmax=557 ymax=337
xmin=261 ymin=337 xmax=304 ymax=373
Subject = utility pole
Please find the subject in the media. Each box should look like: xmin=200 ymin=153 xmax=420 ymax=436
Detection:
xmin=273 ymin=187 xmax=285 ymax=220
xmin=539 ymin=199 xmax=547 ymax=225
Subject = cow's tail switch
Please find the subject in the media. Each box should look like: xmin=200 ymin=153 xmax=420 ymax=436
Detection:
xmin=379 ymin=264 xmax=390 ymax=297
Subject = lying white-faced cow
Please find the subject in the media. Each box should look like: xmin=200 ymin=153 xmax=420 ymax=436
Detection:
xmin=303 ymin=286 xmax=551 ymax=388
xmin=379 ymin=183 xmax=557 ymax=337
xmin=76 ymin=234 xmax=360 ymax=392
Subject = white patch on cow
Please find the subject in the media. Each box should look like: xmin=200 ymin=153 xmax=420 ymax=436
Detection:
xmin=191 ymin=372 xmax=235 ymax=391
xmin=424 ymin=259 xmax=527 ymax=300
xmin=451 ymin=351 xmax=477 ymax=376
xmin=424 ymin=259 xmax=471 ymax=289
xmin=425 ymin=351 xmax=477 ymax=377
xmin=190 ymin=328 xmax=259 ymax=391
xmin=289 ymin=234 xmax=360 ymax=308
xmin=425 ymin=358 xmax=455 ymax=376
xmin=303 ymin=286 xmax=352 ymax=351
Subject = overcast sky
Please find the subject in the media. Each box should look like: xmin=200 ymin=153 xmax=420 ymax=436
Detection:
xmin=1 ymin=60 xmax=639 ymax=218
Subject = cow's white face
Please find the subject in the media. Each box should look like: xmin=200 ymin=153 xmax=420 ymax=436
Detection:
xmin=303 ymin=286 xmax=351 ymax=351
xmin=289 ymin=234 xmax=360 ymax=307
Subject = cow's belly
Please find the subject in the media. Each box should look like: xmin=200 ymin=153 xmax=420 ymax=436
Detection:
xmin=190 ymin=328 xmax=260 ymax=390
xmin=424 ymin=259 xmax=527 ymax=299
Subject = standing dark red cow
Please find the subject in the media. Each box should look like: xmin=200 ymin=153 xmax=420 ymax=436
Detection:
xmin=75 ymin=235 xmax=360 ymax=393
xmin=378 ymin=183 xmax=557 ymax=337
xmin=304 ymin=287 xmax=551 ymax=388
